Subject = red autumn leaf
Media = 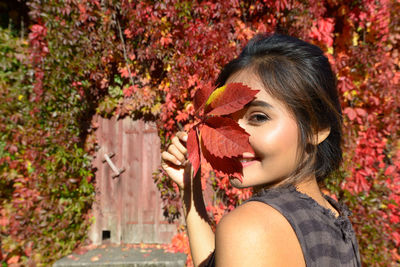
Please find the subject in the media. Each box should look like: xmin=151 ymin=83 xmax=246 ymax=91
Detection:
xmin=384 ymin=165 xmax=396 ymax=176
xmin=73 ymin=246 xmax=89 ymax=255
xmin=200 ymin=117 xmax=254 ymax=158
xmin=187 ymin=128 xmax=200 ymax=176
xmin=201 ymin=141 xmax=243 ymax=181
xmin=205 ymin=83 xmax=259 ymax=116
xmin=160 ymin=34 xmax=173 ymax=46
xmin=176 ymin=110 xmax=189 ymax=122
xmin=91 ymin=255 xmax=101 ymax=262
xmin=187 ymin=82 xmax=257 ymax=178
xmin=343 ymin=107 xmax=357 ymax=121
xmin=355 ymin=108 xmax=367 ymax=117
xmin=193 ymin=85 xmax=214 ymax=112
xmin=7 ymin=256 xmax=20 ymax=264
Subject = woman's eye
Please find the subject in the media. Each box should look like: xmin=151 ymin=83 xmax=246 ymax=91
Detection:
xmin=248 ymin=113 xmax=270 ymax=123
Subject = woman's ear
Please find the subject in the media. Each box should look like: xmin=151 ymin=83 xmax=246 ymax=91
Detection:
xmin=312 ymin=127 xmax=331 ymax=145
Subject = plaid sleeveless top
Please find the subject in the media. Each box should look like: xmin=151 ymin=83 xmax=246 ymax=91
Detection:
xmin=205 ymin=186 xmax=361 ymax=267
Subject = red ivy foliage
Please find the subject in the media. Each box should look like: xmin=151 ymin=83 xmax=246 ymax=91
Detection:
xmin=187 ymin=83 xmax=258 ymax=178
xmin=1 ymin=0 xmax=399 ymax=266
xmin=28 ymin=23 xmax=48 ymax=102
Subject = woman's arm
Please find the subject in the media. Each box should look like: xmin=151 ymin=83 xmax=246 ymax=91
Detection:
xmin=182 ymin=166 xmax=215 ymax=266
xmin=161 ymin=132 xmax=215 ymax=266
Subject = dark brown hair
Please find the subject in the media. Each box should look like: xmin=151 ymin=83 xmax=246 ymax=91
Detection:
xmin=216 ymin=33 xmax=343 ymax=183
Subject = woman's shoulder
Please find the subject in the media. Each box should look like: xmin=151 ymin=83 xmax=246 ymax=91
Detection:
xmin=215 ymin=201 xmax=305 ymax=266
xmin=218 ymin=200 xmax=290 ymax=231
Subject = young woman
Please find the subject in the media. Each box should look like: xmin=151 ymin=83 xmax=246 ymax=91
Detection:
xmin=161 ymin=33 xmax=361 ymax=267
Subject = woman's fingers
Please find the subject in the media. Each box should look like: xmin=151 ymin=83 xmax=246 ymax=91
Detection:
xmin=161 ymin=132 xmax=189 ymax=167
xmin=166 ymin=131 xmax=188 ymax=164
xmin=171 ymin=135 xmax=187 ymax=156
xmin=160 ymin=132 xmax=191 ymax=189
xmin=167 ymin=143 xmax=185 ymax=164
xmin=161 ymin=151 xmax=182 ymax=166
xmin=176 ymin=131 xmax=188 ymax=143
xmin=161 ymin=152 xmax=185 ymax=188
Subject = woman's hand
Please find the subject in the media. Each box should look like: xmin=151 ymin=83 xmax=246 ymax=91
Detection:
xmin=161 ymin=131 xmax=189 ymax=189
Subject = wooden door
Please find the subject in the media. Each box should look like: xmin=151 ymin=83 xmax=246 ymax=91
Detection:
xmin=89 ymin=116 xmax=177 ymax=244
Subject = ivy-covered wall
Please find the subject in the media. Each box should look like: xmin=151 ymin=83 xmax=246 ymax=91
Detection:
xmin=0 ymin=0 xmax=399 ymax=266
xmin=0 ymin=22 xmax=94 ymax=266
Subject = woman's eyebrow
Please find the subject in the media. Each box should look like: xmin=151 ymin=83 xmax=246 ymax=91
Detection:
xmin=246 ymin=100 xmax=273 ymax=109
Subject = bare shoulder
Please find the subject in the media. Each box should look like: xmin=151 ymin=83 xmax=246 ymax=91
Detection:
xmin=215 ymin=201 xmax=305 ymax=267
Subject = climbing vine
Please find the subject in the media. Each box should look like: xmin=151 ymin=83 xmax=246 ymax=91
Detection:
xmin=0 ymin=0 xmax=399 ymax=266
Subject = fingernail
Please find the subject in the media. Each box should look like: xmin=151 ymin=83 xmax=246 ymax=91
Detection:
xmin=183 ymin=135 xmax=188 ymax=142
xmin=176 ymin=160 xmax=181 ymax=166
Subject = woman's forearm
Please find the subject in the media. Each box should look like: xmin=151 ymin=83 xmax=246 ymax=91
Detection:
xmin=182 ymin=168 xmax=215 ymax=267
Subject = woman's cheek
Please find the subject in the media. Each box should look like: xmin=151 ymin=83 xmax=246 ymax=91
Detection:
xmin=269 ymin=119 xmax=298 ymax=149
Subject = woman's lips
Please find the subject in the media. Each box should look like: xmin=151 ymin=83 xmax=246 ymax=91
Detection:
xmin=239 ymin=157 xmax=258 ymax=167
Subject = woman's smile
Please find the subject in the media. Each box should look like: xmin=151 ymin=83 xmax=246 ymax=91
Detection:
xmin=239 ymin=152 xmax=258 ymax=167
xmin=239 ymin=158 xmax=259 ymax=167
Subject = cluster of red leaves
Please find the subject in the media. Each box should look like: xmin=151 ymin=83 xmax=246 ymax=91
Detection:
xmin=3 ymin=0 xmax=398 ymax=265
xmin=165 ymin=232 xmax=193 ymax=267
xmin=1 ymin=1 xmax=96 ymax=265
xmin=326 ymin=0 xmax=400 ymax=262
xmin=28 ymin=23 xmax=48 ymax=102
xmin=187 ymin=83 xmax=258 ymax=179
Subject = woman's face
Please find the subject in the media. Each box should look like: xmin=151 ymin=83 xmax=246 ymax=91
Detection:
xmin=226 ymin=69 xmax=301 ymax=188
